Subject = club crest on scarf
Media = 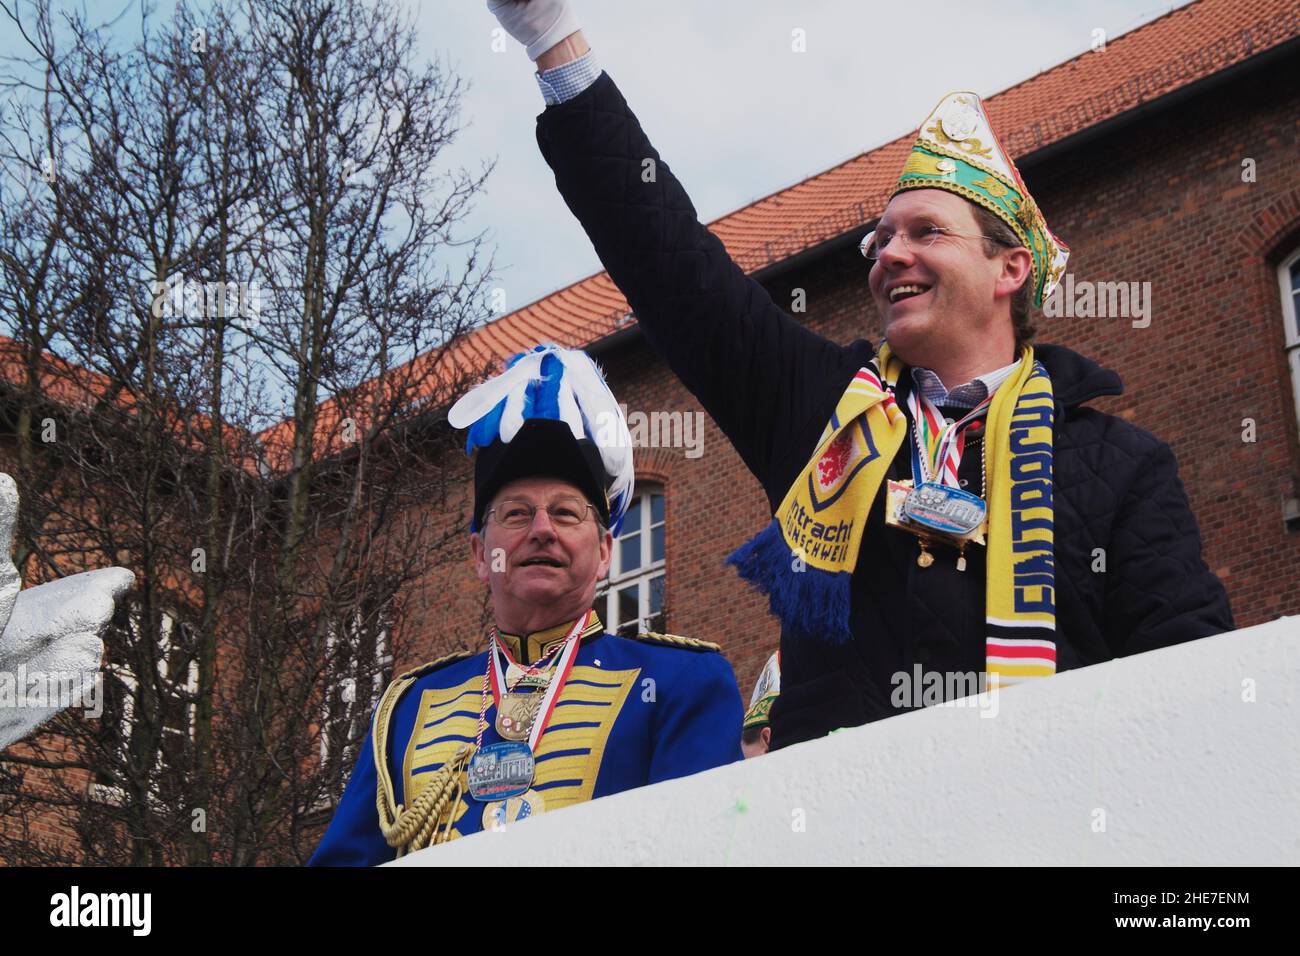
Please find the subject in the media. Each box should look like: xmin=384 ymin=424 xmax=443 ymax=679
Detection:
xmin=729 ymin=357 xmax=909 ymax=642
xmin=810 ymin=418 xmax=882 ymax=510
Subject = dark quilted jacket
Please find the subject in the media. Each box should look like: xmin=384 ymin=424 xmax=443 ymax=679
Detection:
xmin=536 ymin=72 xmax=1234 ymax=749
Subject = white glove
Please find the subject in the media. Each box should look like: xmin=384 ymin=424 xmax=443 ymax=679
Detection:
xmin=487 ymin=0 xmax=582 ymax=61
xmin=0 ymin=473 xmax=134 ymax=750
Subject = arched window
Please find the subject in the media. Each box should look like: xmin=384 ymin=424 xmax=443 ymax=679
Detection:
xmin=1279 ymin=247 xmax=1300 ymax=438
xmin=596 ymin=488 xmax=665 ymax=636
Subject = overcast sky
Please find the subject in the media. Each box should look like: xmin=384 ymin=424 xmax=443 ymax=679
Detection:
xmin=417 ymin=0 xmax=1196 ymax=312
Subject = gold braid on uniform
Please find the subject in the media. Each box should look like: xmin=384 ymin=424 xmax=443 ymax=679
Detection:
xmin=377 ymin=744 xmax=472 ymax=855
xmin=631 ymin=630 xmax=722 ymax=652
xmin=371 ymin=652 xmax=475 ymax=857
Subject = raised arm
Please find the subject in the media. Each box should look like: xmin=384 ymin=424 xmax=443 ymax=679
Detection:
xmin=534 ymin=28 xmax=588 ymax=71
xmin=488 ymin=2 xmax=869 ymax=496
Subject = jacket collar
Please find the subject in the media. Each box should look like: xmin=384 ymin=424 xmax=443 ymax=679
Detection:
xmin=497 ymin=611 xmax=605 ymax=665
xmin=1032 ymin=343 xmax=1124 ymax=408
xmin=885 ymin=342 xmax=1121 ymax=412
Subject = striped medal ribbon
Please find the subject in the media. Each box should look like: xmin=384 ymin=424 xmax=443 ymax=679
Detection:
xmin=907 ymin=388 xmax=992 ymax=487
xmin=487 ymin=608 xmax=591 ymax=750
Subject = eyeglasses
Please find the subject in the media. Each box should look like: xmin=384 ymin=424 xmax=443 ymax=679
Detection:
xmin=859 ymin=222 xmax=1007 ymax=261
xmin=487 ymin=496 xmax=595 ymax=529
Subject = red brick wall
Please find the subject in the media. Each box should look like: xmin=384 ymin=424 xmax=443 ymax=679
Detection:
xmin=1022 ymin=55 xmax=1300 ymax=632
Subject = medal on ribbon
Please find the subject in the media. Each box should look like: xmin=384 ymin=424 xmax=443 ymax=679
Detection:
xmin=505 ymin=660 xmax=552 ymax=690
xmin=487 ymin=610 xmax=589 ymax=747
xmin=482 ymin=788 xmax=546 ymax=831
xmin=467 ymin=740 xmax=535 ymax=802
xmin=884 ymin=389 xmax=990 ymax=570
xmin=471 ymin=610 xmax=594 ymax=818
xmin=495 ymin=691 xmax=540 ymax=741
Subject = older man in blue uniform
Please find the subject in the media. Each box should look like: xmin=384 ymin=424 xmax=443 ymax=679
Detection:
xmin=310 ymin=345 xmax=743 ymax=865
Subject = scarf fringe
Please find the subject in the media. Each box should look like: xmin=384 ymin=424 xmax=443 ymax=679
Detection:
xmin=727 ymin=519 xmax=853 ymax=643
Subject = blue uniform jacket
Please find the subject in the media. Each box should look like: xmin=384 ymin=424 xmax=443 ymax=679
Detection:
xmin=310 ymin=627 xmax=744 ymax=866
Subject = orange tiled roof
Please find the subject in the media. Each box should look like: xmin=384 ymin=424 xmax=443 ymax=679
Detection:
xmin=0 ymin=334 xmax=122 ymax=410
xmin=0 ymin=335 xmax=258 ymax=471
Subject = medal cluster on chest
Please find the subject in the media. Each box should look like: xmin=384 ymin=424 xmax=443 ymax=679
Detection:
xmin=466 ymin=611 xmax=593 ymax=830
xmin=883 ymin=392 xmax=990 ymax=571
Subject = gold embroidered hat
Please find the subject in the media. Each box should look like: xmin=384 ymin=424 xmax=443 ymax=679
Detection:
xmin=743 ymin=652 xmax=781 ymax=731
xmin=891 ymin=91 xmax=1069 ymax=307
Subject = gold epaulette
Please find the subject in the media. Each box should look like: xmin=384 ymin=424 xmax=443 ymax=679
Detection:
xmin=394 ymin=648 xmax=476 ymax=683
xmin=629 ymin=630 xmax=722 ymax=653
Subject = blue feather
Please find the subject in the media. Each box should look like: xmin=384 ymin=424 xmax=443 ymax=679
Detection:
xmin=465 ymin=398 xmax=506 ymax=455
xmin=533 ymin=352 xmax=563 ymax=421
xmin=452 ymin=342 xmax=636 ymax=532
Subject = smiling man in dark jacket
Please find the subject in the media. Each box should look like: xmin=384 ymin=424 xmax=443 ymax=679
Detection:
xmin=486 ymin=1 xmax=1234 ymax=749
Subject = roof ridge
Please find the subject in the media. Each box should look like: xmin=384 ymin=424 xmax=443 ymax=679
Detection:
xmin=978 ymin=0 xmax=1201 ymax=106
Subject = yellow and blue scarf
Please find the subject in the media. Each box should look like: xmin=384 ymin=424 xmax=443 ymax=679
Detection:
xmin=728 ymin=343 xmax=1057 ymax=685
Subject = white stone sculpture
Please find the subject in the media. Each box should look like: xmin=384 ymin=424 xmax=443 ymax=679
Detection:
xmin=0 ymin=472 xmax=134 ymax=749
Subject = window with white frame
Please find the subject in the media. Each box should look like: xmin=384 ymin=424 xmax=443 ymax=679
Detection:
xmin=596 ymin=488 xmax=665 ymax=637
xmin=90 ymin=610 xmax=199 ymax=806
xmin=1280 ymin=247 xmax=1300 ymax=443
xmin=320 ymin=607 xmax=393 ymax=796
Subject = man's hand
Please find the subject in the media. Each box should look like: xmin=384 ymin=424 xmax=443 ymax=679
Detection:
xmin=487 ymin=0 xmax=583 ymax=62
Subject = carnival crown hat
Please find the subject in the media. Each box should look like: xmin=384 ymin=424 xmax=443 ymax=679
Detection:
xmin=447 ymin=344 xmax=635 ymax=534
xmin=743 ymin=652 xmax=781 ymax=731
xmin=891 ymin=91 xmax=1069 ymax=307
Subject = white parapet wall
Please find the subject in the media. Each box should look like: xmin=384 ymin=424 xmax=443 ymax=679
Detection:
xmin=393 ymin=617 xmax=1300 ymax=866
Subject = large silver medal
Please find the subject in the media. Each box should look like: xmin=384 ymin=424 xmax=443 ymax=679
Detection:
xmin=902 ymin=481 xmax=987 ymax=538
xmin=467 ymin=740 xmax=535 ymax=802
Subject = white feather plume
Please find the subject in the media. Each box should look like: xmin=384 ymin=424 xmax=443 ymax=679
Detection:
xmin=446 ymin=349 xmax=545 ymax=433
xmin=556 ymin=349 xmax=634 ymax=516
xmin=444 ymin=345 xmax=636 ymax=527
